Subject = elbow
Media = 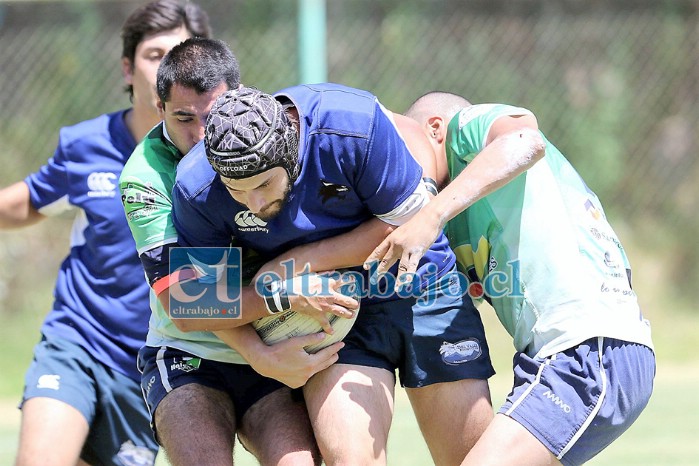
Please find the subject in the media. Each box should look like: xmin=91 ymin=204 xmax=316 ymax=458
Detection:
xmin=520 ymin=127 xmax=546 ymax=164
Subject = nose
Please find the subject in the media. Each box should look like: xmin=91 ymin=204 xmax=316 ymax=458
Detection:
xmin=195 ymin=124 xmax=206 ymax=144
xmin=247 ymin=191 xmax=268 ymax=214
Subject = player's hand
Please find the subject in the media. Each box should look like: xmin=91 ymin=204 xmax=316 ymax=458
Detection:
xmin=364 ymin=212 xmax=442 ymax=291
xmin=250 ymin=333 xmax=344 ymax=388
xmin=287 ymin=273 xmax=359 ymax=334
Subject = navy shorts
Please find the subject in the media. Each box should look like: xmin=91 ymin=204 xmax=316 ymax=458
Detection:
xmin=500 ymin=337 xmax=656 ymax=465
xmin=338 ymin=268 xmax=495 ymax=388
xmin=138 ymin=345 xmax=287 ymax=441
xmin=21 ymin=335 xmax=158 ymax=466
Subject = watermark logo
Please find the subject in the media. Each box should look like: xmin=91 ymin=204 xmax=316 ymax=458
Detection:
xmin=168 ymin=247 xmax=242 ymax=319
xmin=167 ymin=250 xmax=527 ymax=319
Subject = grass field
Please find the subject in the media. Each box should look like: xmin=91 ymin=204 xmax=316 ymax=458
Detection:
xmin=1 ymin=296 xmax=697 ymax=465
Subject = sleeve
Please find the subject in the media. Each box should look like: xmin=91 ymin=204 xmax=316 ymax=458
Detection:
xmin=120 ymin=172 xmax=178 ymax=255
xmin=24 ymin=131 xmax=74 ymax=216
xmin=453 ymin=104 xmax=534 ymax=163
xmin=353 ymin=100 xmax=423 ymax=217
xmin=171 ymin=182 xmax=232 ymax=249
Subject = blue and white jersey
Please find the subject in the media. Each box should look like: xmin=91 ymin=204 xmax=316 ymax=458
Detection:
xmin=24 ymin=110 xmax=151 ymax=381
xmin=174 ymin=83 xmax=454 ymax=299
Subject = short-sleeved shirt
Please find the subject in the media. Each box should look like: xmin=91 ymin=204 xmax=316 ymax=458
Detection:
xmin=24 ymin=110 xmax=151 ymax=381
xmin=445 ymin=104 xmax=653 ymax=358
xmin=169 ymin=83 xmax=456 ymax=362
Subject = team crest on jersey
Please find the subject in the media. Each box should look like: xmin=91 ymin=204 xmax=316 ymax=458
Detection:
xmin=439 ymin=339 xmax=482 ymax=365
xmin=234 ymin=210 xmax=268 ymax=233
xmin=87 ymin=171 xmax=117 ymax=197
xmin=116 ymin=440 xmax=155 ymax=466
xmin=319 ymin=180 xmax=350 ymax=203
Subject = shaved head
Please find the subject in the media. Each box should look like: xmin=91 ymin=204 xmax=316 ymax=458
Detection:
xmin=405 ymin=91 xmax=471 ymax=125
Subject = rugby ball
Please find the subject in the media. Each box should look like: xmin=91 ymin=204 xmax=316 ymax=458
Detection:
xmin=252 ymin=282 xmax=360 ymax=354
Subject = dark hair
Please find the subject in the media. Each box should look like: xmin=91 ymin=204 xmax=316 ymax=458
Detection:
xmin=121 ymin=0 xmax=212 ymax=97
xmin=157 ymin=37 xmax=241 ymax=102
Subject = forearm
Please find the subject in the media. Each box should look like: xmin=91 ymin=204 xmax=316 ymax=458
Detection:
xmin=213 ymin=325 xmax=266 ymax=359
xmin=160 ymin=284 xmax=271 ymax=332
xmin=0 ymin=182 xmax=44 ymax=229
xmin=269 ymin=218 xmax=395 ymax=276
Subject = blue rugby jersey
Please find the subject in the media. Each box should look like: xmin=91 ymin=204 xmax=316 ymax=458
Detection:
xmin=24 ymin=110 xmax=151 ymax=381
xmin=173 ymin=83 xmax=455 ymax=300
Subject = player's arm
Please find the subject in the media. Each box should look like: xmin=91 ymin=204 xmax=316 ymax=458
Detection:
xmin=213 ymin=325 xmax=343 ymax=388
xmin=365 ymin=113 xmax=546 ymax=286
xmin=0 ymin=181 xmax=45 ymax=229
xmin=257 ymin=218 xmax=394 ymax=279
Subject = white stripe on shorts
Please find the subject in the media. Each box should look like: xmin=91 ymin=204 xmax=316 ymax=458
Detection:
xmin=504 ymin=354 xmax=555 ymax=416
xmin=156 ymin=346 xmax=173 ymax=392
xmin=557 ymin=336 xmax=608 ymax=459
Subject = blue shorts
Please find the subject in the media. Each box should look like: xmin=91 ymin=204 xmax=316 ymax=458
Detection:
xmin=21 ymin=335 xmax=158 ymax=466
xmin=500 ymin=337 xmax=655 ymax=466
xmin=338 ymin=269 xmax=495 ymax=388
xmin=138 ymin=345 xmax=287 ymax=441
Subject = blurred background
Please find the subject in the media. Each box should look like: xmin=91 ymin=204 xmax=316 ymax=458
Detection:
xmin=0 ymin=0 xmax=697 ymax=464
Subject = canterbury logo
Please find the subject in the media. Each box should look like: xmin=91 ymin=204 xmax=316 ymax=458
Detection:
xmin=234 ymin=210 xmax=267 ymax=228
xmin=542 ymin=390 xmax=571 ymax=413
xmin=87 ymin=172 xmax=117 ymax=197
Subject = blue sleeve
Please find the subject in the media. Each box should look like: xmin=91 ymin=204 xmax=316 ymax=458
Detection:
xmin=353 ymin=102 xmax=422 ymax=215
xmin=25 ymin=132 xmax=72 ymax=212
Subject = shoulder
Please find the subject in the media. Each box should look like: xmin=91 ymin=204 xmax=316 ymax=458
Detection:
xmin=456 ymin=104 xmax=533 ymax=129
xmin=276 ymin=83 xmax=378 ymax=137
xmin=124 ymin=124 xmax=178 ymax=177
xmin=59 ymin=110 xmax=128 ymax=146
xmin=174 ymin=140 xmax=218 ymax=199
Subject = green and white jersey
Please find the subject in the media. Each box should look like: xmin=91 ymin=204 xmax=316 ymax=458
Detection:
xmin=445 ymin=104 xmax=653 ymax=358
xmin=120 ymin=123 xmax=246 ymax=364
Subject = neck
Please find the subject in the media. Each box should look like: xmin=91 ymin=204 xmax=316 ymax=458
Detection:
xmin=124 ymin=106 xmax=160 ymax=143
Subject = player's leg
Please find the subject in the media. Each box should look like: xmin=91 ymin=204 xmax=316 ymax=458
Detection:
xmin=462 ymin=413 xmax=559 ymax=466
xmin=304 ymin=363 xmax=395 ymax=466
xmin=139 ymin=346 xmax=237 ymax=466
xmin=15 ymin=397 xmax=90 ymax=466
xmin=238 ymin=387 xmax=321 ymax=466
xmin=402 ymin=269 xmax=496 ymax=465
xmin=155 ymin=384 xmax=235 ymax=466
xmin=465 ymin=337 xmax=655 ymax=466
xmin=15 ymin=337 xmax=97 ymax=466
xmin=406 ymin=379 xmax=493 ymax=466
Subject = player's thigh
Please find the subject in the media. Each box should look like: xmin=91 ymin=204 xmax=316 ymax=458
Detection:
xmin=15 ymin=397 xmax=90 ymax=466
xmin=239 ymin=387 xmax=320 ymax=466
xmin=17 ymin=337 xmax=98 ymax=466
xmin=462 ymin=413 xmax=560 ymax=466
xmin=303 ymin=363 xmax=395 ymax=465
xmin=406 ymin=378 xmax=493 ymax=466
xmin=154 ymin=384 xmax=236 ymax=466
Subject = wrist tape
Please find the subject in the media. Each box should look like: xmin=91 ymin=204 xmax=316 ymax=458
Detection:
xmin=263 ymin=280 xmax=292 ymax=314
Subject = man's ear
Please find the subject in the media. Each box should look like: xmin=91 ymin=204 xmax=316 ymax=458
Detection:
xmin=426 ymin=116 xmax=446 ymax=143
xmin=156 ymin=99 xmax=165 ymax=119
xmin=121 ymin=57 xmax=134 ymax=85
